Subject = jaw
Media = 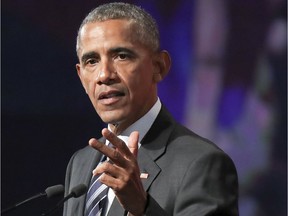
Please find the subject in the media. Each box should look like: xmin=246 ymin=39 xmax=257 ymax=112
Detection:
xmin=97 ymin=109 xmax=133 ymax=134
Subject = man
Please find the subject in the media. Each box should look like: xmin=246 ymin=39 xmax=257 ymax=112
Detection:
xmin=63 ymin=2 xmax=238 ymax=216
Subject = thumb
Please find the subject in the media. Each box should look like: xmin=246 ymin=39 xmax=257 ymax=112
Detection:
xmin=128 ymin=131 xmax=139 ymax=157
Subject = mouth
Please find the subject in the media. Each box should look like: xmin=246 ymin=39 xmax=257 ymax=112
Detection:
xmin=98 ymin=90 xmax=125 ymax=100
xmin=98 ymin=90 xmax=126 ymax=106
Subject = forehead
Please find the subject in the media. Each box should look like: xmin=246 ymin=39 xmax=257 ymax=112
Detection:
xmin=78 ymin=19 xmax=141 ymax=50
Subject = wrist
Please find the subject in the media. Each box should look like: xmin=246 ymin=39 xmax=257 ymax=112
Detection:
xmin=128 ymin=192 xmax=148 ymax=216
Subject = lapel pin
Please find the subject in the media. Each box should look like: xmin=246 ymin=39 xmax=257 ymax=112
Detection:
xmin=140 ymin=173 xmax=149 ymax=179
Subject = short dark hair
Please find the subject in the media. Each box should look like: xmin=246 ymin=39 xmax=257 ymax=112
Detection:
xmin=76 ymin=2 xmax=160 ymax=54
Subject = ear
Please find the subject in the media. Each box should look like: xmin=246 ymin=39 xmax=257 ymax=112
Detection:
xmin=76 ymin=63 xmax=88 ymax=94
xmin=153 ymin=50 xmax=171 ymax=83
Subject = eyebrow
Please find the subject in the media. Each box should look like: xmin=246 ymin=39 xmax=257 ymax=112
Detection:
xmin=80 ymin=47 xmax=138 ymax=63
xmin=108 ymin=47 xmax=138 ymax=57
xmin=81 ymin=51 xmax=98 ymax=63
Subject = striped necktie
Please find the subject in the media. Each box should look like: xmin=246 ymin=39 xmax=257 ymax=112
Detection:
xmin=85 ymin=155 xmax=109 ymax=216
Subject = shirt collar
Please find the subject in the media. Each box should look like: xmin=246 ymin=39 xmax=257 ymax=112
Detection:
xmin=108 ymin=98 xmax=161 ymax=144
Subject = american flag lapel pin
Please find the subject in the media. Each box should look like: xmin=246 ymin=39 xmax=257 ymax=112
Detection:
xmin=140 ymin=172 xmax=149 ymax=179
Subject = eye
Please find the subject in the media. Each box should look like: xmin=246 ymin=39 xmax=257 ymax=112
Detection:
xmin=118 ymin=53 xmax=129 ymax=60
xmin=85 ymin=58 xmax=98 ymax=65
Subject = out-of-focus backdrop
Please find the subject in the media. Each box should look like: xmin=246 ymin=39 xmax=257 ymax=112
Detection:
xmin=2 ymin=0 xmax=287 ymax=215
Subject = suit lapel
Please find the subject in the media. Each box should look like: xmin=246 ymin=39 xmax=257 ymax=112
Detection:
xmin=106 ymin=149 xmax=163 ymax=216
xmin=138 ymin=106 xmax=174 ymax=191
xmin=107 ymin=107 xmax=175 ymax=215
xmin=138 ymin=149 xmax=161 ymax=191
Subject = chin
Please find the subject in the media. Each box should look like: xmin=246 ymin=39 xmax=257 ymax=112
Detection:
xmin=99 ymin=111 xmax=126 ymax=125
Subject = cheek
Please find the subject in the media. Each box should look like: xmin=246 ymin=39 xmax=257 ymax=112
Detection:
xmin=80 ymin=76 xmax=97 ymax=101
xmin=125 ymin=74 xmax=154 ymax=100
xmin=87 ymin=81 xmax=95 ymax=93
xmin=81 ymin=74 xmax=94 ymax=91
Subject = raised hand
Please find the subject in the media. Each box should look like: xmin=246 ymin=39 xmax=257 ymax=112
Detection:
xmin=89 ymin=128 xmax=147 ymax=216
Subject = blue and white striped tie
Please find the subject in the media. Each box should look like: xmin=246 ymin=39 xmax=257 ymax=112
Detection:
xmin=85 ymin=156 xmax=109 ymax=216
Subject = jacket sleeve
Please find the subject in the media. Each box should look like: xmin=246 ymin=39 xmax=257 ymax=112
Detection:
xmin=62 ymin=152 xmax=77 ymax=216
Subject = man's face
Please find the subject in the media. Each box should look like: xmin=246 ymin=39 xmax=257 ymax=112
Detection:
xmin=77 ymin=19 xmax=160 ymax=131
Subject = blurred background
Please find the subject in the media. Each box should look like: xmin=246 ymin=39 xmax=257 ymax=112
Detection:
xmin=2 ymin=0 xmax=287 ymax=215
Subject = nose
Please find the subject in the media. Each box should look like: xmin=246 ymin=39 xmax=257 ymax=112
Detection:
xmin=96 ymin=60 xmax=117 ymax=85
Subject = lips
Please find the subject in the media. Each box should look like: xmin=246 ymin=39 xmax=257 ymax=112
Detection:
xmin=98 ymin=90 xmax=125 ymax=100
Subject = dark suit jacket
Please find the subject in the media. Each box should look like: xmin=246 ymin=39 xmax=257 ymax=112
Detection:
xmin=63 ymin=106 xmax=238 ymax=215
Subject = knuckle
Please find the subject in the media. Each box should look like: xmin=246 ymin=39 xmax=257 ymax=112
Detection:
xmin=114 ymin=183 xmax=120 ymax=191
xmin=100 ymin=173 xmax=107 ymax=182
xmin=126 ymin=168 xmax=134 ymax=177
xmin=113 ymin=150 xmax=120 ymax=159
xmin=102 ymin=162 xmax=110 ymax=170
xmin=120 ymin=140 xmax=126 ymax=148
xmin=98 ymin=143 xmax=106 ymax=151
xmin=114 ymin=181 xmax=125 ymax=191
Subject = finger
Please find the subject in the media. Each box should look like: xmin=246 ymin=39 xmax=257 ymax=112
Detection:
xmin=89 ymin=138 xmax=122 ymax=162
xmin=128 ymin=131 xmax=139 ymax=157
xmin=93 ymin=161 xmax=118 ymax=177
xmin=89 ymin=138 xmax=108 ymax=152
xmin=89 ymin=135 xmax=128 ymax=166
xmin=93 ymin=163 xmax=127 ymax=190
xmin=99 ymin=173 xmax=122 ymax=191
xmin=89 ymin=138 xmax=111 ymax=154
xmin=102 ymin=128 xmax=132 ymax=157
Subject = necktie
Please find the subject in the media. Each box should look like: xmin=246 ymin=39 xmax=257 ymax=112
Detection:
xmin=85 ymin=155 xmax=109 ymax=216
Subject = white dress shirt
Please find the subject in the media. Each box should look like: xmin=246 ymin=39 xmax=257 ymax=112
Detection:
xmin=104 ymin=98 xmax=161 ymax=216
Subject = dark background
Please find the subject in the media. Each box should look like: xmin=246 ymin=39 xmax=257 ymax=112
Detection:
xmin=2 ymin=0 xmax=287 ymax=215
xmin=2 ymin=1 xmax=107 ymax=215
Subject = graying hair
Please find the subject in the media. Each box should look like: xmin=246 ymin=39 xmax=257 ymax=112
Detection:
xmin=76 ymin=2 xmax=160 ymax=54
